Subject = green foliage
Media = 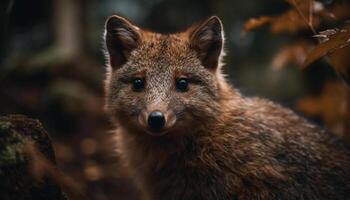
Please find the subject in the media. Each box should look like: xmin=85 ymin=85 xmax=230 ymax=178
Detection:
xmin=0 ymin=122 xmax=25 ymax=167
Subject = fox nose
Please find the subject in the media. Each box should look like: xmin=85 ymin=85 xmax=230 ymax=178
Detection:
xmin=148 ymin=111 xmax=166 ymax=131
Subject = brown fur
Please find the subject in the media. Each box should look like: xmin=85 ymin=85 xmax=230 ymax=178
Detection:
xmin=104 ymin=15 xmax=350 ymax=200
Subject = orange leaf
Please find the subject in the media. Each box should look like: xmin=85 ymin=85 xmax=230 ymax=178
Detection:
xmin=328 ymin=45 xmax=350 ymax=85
xmin=285 ymin=0 xmax=313 ymax=18
xmin=243 ymin=0 xmax=333 ymax=35
xmin=296 ymin=81 xmax=348 ymax=135
xmin=243 ymin=16 xmax=272 ymax=34
xmin=270 ymin=9 xmax=315 ymax=34
xmin=327 ymin=2 xmax=350 ymax=20
xmin=271 ymin=41 xmax=313 ymax=70
xmin=302 ymin=26 xmax=350 ymax=68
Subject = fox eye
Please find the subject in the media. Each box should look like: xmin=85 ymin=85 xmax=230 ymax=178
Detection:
xmin=176 ymin=78 xmax=189 ymax=92
xmin=132 ymin=78 xmax=144 ymax=91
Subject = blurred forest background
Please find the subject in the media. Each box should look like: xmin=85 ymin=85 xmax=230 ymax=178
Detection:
xmin=0 ymin=0 xmax=349 ymax=199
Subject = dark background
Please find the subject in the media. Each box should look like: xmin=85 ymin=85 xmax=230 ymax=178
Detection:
xmin=0 ymin=0 xmax=345 ymax=199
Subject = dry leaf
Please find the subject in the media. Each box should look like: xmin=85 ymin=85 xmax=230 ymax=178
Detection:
xmin=272 ymin=41 xmax=313 ymax=70
xmin=242 ymin=16 xmax=272 ymax=34
xmin=296 ymin=81 xmax=348 ymax=136
xmin=326 ymin=2 xmax=350 ymax=20
xmin=243 ymin=8 xmax=320 ymax=34
xmin=328 ymin=45 xmax=350 ymax=85
xmin=303 ymin=25 xmax=350 ymax=85
xmin=243 ymin=0 xmax=348 ymax=34
xmin=285 ymin=0 xmax=314 ymax=19
xmin=270 ymin=9 xmax=319 ymax=34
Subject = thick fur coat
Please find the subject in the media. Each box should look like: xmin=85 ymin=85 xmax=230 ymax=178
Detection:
xmin=104 ymin=15 xmax=350 ymax=200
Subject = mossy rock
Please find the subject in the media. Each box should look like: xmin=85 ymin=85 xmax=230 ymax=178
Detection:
xmin=0 ymin=115 xmax=67 ymax=200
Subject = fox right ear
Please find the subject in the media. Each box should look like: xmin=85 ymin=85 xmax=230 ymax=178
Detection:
xmin=188 ymin=16 xmax=224 ymax=70
xmin=105 ymin=15 xmax=141 ymax=68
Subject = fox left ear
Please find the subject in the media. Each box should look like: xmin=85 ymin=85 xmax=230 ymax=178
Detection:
xmin=105 ymin=15 xmax=141 ymax=69
xmin=188 ymin=16 xmax=224 ymax=70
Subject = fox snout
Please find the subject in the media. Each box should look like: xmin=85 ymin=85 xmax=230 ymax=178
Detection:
xmin=148 ymin=111 xmax=166 ymax=130
xmin=138 ymin=106 xmax=176 ymax=136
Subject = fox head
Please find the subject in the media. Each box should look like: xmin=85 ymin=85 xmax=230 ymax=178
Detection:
xmin=104 ymin=15 xmax=236 ymax=137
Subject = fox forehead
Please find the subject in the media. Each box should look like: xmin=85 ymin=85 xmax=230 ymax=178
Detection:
xmin=116 ymin=32 xmax=205 ymax=75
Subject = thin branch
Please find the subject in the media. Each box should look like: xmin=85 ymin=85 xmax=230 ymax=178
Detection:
xmin=309 ymin=0 xmax=313 ymax=30
xmin=291 ymin=0 xmax=317 ymax=35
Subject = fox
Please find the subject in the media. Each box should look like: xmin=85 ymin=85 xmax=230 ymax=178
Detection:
xmin=103 ymin=15 xmax=350 ymax=200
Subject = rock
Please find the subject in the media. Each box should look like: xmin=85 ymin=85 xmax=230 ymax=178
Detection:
xmin=0 ymin=114 xmax=67 ymax=200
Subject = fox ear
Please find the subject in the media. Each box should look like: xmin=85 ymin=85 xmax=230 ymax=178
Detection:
xmin=105 ymin=15 xmax=141 ymax=68
xmin=188 ymin=16 xmax=224 ymax=70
